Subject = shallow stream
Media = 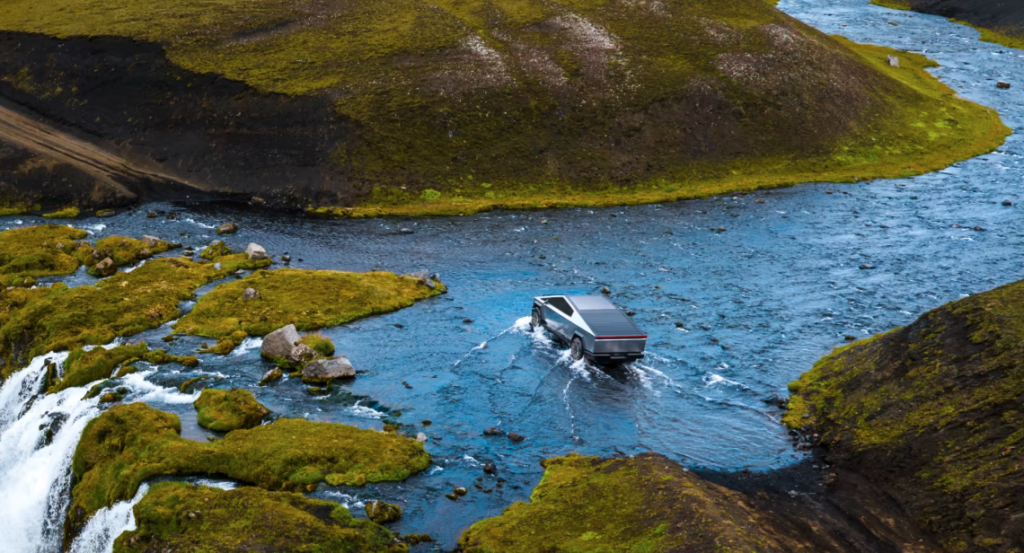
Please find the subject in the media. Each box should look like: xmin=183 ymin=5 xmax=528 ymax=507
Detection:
xmin=1 ymin=0 xmax=1023 ymax=550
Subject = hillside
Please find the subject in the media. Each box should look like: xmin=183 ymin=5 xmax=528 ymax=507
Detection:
xmin=786 ymin=280 xmax=1024 ymax=552
xmin=0 ymin=0 xmax=1010 ymax=215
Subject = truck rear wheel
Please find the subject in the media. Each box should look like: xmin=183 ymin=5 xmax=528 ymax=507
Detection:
xmin=570 ymin=336 xmax=584 ymax=361
xmin=531 ymin=308 xmax=544 ymax=330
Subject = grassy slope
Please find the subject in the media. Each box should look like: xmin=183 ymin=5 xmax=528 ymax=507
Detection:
xmin=459 ymin=452 xmax=823 ymax=552
xmin=174 ymin=268 xmax=444 ymax=343
xmin=71 ymin=403 xmax=431 ymax=521
xmin=0 ymin=0 xmax=1009 ymax=216
xmin=113 ymin=483 xmax=402 ymax=553
xmin=785 ymin=280 xmax=1024 ymax=551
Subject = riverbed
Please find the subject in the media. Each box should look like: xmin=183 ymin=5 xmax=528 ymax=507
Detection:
xmin=1 ymin=0 xmax=1022 ymax=550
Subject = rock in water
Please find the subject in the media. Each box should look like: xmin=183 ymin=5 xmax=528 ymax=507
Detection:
xmin=289 ymin=343 xmax=318 ymax=364
xmin=245 ymin=243 xmax=267 ymax=261
xmin=302 ymin=356 xmax=356 ymax=384
xmin=93 ymin=257 xmax=116 ymax=276
xmin=242 ymin=287 xmax=260 ymax=300
xmin=997 ymin=81 xmax=1011 ymax=89
xmin=508 ymin=432 xmax=526 ymax=443
xmin=216 ymin=222 xmax=239 ymax=235
xmin=261 ymin=324 xmax=301 ymax=360
xmin=483 ymin=427 xmax=505 ymax=436
xmin=365 ymin=500 xmax=403 ymax=524
xmin=416 ymin=433 xmax=428 ymax=443
xmin=259 ymin=368 xmax=283 ymax=386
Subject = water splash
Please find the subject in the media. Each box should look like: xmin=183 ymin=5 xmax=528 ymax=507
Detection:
xmin=68 ymin=484 xmax=149 ymax=553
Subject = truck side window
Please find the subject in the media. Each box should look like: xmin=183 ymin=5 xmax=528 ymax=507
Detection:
xmin=548 ymin=297 xmax=574 ymax=317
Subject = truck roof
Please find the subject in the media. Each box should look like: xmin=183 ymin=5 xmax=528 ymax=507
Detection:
xmin=566 ymin=295 xmax=644 ymax=337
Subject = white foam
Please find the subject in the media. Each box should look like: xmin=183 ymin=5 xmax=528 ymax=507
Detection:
xmin=123 ymin=260 xmax=146 ymax=273
xmin=121 ymin=371 xmax=200 ymax=404
xmin=184 ymin=218 xmax=216 ymax=229
xmin=345 ymin=401 xmax=384 ymax=419
xmin=703 ymin=373 xmax=747 ymax=389
xmin=231 ymin=337 xmax=263 ymax=356
xmin=68 ymin=483 xmax=148 ymax=553
xmin=322 ymin=491 xmax=364 ymax=510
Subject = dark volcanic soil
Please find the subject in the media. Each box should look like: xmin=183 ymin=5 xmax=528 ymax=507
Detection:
xmin=0 ymin=33 xmax=350 ymax=208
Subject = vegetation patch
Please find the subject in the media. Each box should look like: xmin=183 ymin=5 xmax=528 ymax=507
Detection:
xmin=174 ymin=269 xmax=443 ymax=342
xmin=113 ymin=482 xmax=403 ymax=553
xmin=41 ymin=206 xmax=80 ymax=219
xmin=70 ymin=403 xmax=431 ymax=523
xmin=194 ymin=388 xmax=270 ymax=432
xmin=0 ymin=257 xmax=237 ymax=377
xmin=86 ymin=236 xmax=174 ymax=275
xmin=50 ymin=343 xmax=196 ymax=393
xmin=0 ymin=224 xmax=89 ymax=286
xmin=458 ymin=452 xmax=821 ymax=552
xmin=785 ymin=279 xmax=1024 ymax=550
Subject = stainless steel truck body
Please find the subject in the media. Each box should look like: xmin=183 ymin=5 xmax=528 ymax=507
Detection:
xmin=531 ymin=295 xmax=646 ymax=363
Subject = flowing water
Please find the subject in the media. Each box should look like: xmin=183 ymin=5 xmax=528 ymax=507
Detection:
xmin=1 ymin=0 xmax=1022 ymax=550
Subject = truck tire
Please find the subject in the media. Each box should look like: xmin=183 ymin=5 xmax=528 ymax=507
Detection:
xmin=531 ymin=308 xmax=544 ymax=330
xmin=570 ymin=336 xmax=584 ymax=361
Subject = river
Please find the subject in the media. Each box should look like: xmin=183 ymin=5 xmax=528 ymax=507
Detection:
xmin=1 ymin=0 xmax=1022 ymax=550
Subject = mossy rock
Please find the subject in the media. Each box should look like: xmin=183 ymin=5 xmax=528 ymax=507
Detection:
xmin=785 ymin=279 xmax=1024 ymax=551
xmin=301 ymin=333 xmax=335 ymax=357
xmin=0 ymin=257 xmax=243 ymax=378
xmin=174 ymin=269 xmax=444 ymax=342
xmin=113 ymin=482 xmax=400 ymax=553
xmin=85 ymin=236 xmax=173 ymax=276
xmin=459 ymin=452 xmax=827 ymax=552
xmin=41 ymin=206 xmax=80 ymax=219
xmin=194 ymin=388 xmax=270 ymax=432
xmin=0 ymin=225 xmax=88 ymax=284
xmin=70 ymin=403 xmax=431 ymax=524
xmin=0 ymin=0 xmax=1008 ymax=215
xmin=365 ymin=500 xmax=402 ymax=524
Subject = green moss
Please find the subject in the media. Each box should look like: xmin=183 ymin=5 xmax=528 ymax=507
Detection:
xmin=113 ymin=482 xmax=401 ymax=553
xmin=71 ymin=403 xmax=431 ymax=521
xmin=174 ymin=269 xmax=444 ymax=341
xmin=302 ymin=333 xmax=336 ymax=357
xmin=41 ymin=206 xmax=80 ymax=219
xmin=194 ymin=388 xmax=270 ymax=432
xmin=86 ymin=236 xmax=173 ymax=276
xmin=784 ymin=279 xmax=1024 ymax=548
xmin=0 ymin=225 xmax=89 ymax=285
xmin=869 ymin=0 xmax=913 ymax=10
xmin=50 ymin=343 xmax=199 ymax=393
xmin=0 ymin=257 xmax=241 ymax=377
xmin=179 ymin=376 xmax=210 ymax=394
xmin=0 ymin=0 xmax=1008 ymax=217
xmin=201 ymin=330 xmax=248 ymax=354
xmin=459 ymin=452 xmax=818 ymax=552
xmin=949 ymin=19 xmax=1024 ymax=51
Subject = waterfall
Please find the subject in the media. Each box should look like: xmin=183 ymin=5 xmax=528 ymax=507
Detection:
xmin=67 ymin=484 xmax=149 ymax=553
xmin=0 ymin=352 xmax=100 ymax=552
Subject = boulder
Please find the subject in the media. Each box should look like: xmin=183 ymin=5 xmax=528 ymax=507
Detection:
xmin=245 ymin=243 xmax=267 ymax=261
xmin=94 ymin=257 xmax=116 ymax=276
xmin=259 ymin=368 xmax=283 ymax=386
xmin=261 ymin=324 xmax=300 ymax=360
xmin=886 ymin=55 xmax=899 ymax=67
xmin=365 ymin=500 xmax=402 ymax=524
xmin=242 ymin=288 xmax=260 ymax=300
xmin=302 ymin=356 xmax=356 ymax=384
xmin=289 ymin=344 xmax=318 ymax=365
xmin=483 ymin=427 xmax=505 ymax=437
xmin=997 ymin=81 xmax=1011 ymax=89
xmin=416 ymin=433 xmax=427 ymax=443
xmin=216 ymin=222 xmax=239 ymax=235
xmin=508 ymin=432 xmax=526 ymax=443
xmin=139 ymin=248 xmax=151 ymax=258
xmin=142 ymin=235 xmax=161 ymax=247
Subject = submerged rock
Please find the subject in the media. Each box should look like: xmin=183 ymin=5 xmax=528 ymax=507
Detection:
xmin=365 ymin=500 xmax=403 ymax=524
xmin=302 ymin=356 xmax=356 ymax=384
xmin=261 ymin=324 xmax=301 ymax=361
xmin=216 ymin=222 xmax=239 ymax=235
xmin=507 ymin=432 xmax=525 ymax=443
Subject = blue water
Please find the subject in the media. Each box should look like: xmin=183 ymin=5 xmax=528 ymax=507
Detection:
xmin=1 ymin=0 xmax=1022 ymax=549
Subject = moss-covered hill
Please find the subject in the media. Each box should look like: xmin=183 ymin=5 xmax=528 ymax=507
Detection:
xmin=785 ymin=279 xmax=1024 ymax=552
xmin=0 ymin=0 xmax=1009 ymax=214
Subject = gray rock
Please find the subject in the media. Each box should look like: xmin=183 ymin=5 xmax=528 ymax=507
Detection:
xmin=261 ymin=324 xmax=300 ymax=360
xmin=399 ymin=228 xmax=414 ymax=234
xmin=886 ymin=55 xmax=899 ymax=68
xmin=242 ymin=288 xmax=260 ymax=300
xmin=483 ymin=427 xmax=505 ymax=436
xmin=365 ymin=500 xmax=402 ymax=524
xmin=259 ymin=368 xmax=283 ymax=386
xmin=302 ymin=356 xmax=356 ymax=384
xmin=290 ymin=344 xmax=318 ymax=365
xmin=142 ymin=235 xmax=161 ymax=248
xmin=139 ymin=248 xmax=151 ymax=258
xmin=416 ymin=433 xmax=428 ymax=443
xmin=213 ymin=262 xmax=222 ymax=271
xmin=94 ymin=257 xmax=116 ymax=276
xmin=508 ymin=432 xmax=526 ymax=442
xmin=997 ymin=81 xmax=1011 ymax=89
xmin=216 ymin=222 xmax=239 ymax=235
xmin=245 ymin=243 xmax=267 ymax=261
xmin=1003 ymin=200 xmax=1013 ymax=207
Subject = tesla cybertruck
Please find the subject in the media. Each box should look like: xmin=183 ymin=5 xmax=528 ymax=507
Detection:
xmin=531 ymin=295 xmax=646 ymax=364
